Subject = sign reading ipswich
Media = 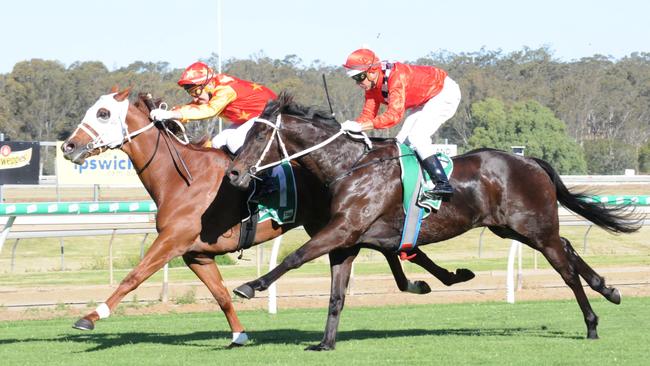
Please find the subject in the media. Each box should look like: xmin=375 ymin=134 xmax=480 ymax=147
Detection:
xmin=55 ymin=141 xmax=141 ymax=185
xmin=0 ymin=141 xmax=40 ymax=184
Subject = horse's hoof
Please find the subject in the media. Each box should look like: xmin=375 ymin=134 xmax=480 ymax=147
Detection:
xmin=233 ymin=284 xmax=255 ymax=299
xmin=226 ymin=342 xmax=245 ymax=349
xmin=304 ymin=343 xmax=334 ymax=351
xmin=607 ymin=288 xmax=621 ymax=305
xmin=455 ymin=268 xmax=476 ymax=282
xmin=72 ymin=318 xmax=94 ymax=331
xmin=407 ymin=280 xmax=431 ymax=294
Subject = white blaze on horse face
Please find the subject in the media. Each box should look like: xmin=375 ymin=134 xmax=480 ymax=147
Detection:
xmin=78 ymin=93 xmax=130 ymax=149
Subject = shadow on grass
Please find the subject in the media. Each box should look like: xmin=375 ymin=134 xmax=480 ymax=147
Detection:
xmin=0 ymin=326 xmax=582 ymax=352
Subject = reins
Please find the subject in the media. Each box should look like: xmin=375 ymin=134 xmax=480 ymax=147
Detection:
xmin=141 ymin=95 xmax=193 ymax=184
xmin=249 ymin=114 xmax=372 ymax=178
xmin=248 ymin=113 xmax=410 ymax=187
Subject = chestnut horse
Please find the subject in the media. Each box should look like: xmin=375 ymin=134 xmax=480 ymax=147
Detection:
xmin=227 ymin=93 xmax=642 ymax=350
xmin=60 ymin=88 xmax=474 ymax=347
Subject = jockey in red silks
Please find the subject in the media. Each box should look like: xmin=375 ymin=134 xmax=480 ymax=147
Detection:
xmin=150 ymin=61 xmax=276 ymax=153
xmin=341 ymin=48 xmax=461 ymax=198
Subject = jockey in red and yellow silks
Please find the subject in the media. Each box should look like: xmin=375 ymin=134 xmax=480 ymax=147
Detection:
xmin=341 ymin=48 xmax=461 ymax=198
xmin=150 ymin=61 xmax=276 ymax=152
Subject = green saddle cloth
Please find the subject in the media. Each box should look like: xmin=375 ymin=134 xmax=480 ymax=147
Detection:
xmin=398 ymin=143 xmax=453 ymax=218
xmin=256 ymin=162 xmax=297 ymax=225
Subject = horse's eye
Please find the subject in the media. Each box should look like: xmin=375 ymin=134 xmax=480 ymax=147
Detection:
xmin=256 ymin=131 xmax=266 ymax=141
xmin=96 ymin=108 xmax=111 ymax=122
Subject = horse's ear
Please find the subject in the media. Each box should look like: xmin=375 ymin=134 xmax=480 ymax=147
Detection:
xmin=114 ymin=87 xmax=131 ymax=102
xmin=110 ymin=85 xmax=119 ymax=93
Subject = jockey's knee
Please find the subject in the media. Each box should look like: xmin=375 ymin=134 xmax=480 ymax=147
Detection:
xmin=410 ymin=137 xmax=437 ymax=158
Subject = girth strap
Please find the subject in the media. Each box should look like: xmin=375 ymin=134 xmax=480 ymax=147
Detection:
xmin=237 ymin=208 xmax=259 ymax=251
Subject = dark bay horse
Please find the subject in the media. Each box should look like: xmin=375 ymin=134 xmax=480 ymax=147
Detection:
xmin=60 ymin=88 xmax=473 ymax=347
xmin=227 ymin=93 xmax=642 ymax=350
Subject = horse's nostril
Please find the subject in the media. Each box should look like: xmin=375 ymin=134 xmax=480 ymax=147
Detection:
xmin=229 ymin=169 xmax=240 ymax=179
xmin=63 ymin=142 xmax=75 ymax=153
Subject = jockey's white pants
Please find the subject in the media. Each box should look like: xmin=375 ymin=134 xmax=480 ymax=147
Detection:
xmin=211 ymin=117 xmax=257 ymax=153
xmin=395 ymin=76 xmax=461 ymax=159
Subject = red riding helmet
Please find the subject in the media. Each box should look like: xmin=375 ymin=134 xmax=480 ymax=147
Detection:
xmin=177 ymin=61 xmax=215 ymax=86
xmin=343 ymin=48 xmax=381 ymax=76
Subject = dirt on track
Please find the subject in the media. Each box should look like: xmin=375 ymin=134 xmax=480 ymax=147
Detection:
xmin=1 ymin=266 xmax=648 ymax=322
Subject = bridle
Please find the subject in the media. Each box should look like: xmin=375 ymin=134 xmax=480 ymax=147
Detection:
xmin=70 ymin=94 xmax=194 ymax=184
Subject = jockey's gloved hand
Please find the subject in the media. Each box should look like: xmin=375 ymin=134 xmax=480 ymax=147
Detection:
xmin=150 ymin=108 xmax=176 ymax=121
xmin=341 ymin=120 xmax=363 ymax=133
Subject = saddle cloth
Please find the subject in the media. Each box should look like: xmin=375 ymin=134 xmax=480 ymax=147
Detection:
xmin=397 ymin=143 xmax=453 ymax=254
xmin=256 ymin=161 xmax=298 ymax=225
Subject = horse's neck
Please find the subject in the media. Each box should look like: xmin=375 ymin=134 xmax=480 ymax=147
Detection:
xmin=121 ymin=129 xmax=195 ymax=203
xmin=300 ymin=135 xmax=372 ymax=183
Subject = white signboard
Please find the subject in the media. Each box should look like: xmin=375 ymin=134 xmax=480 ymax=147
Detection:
xmin=56 ymin=141 xmax=142 ymax=185
xmin=432 ymin=144 xmax=457 ymax=157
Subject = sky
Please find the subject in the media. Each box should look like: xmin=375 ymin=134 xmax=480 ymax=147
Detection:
xmin=1 ymin=0 xmax=649 ymax=74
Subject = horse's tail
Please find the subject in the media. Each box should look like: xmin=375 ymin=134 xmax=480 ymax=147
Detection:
xmin=532 ymin=157 xmax=643 ymax=233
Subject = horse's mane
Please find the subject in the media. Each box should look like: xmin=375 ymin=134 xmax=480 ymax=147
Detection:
xmin=260 ymin=92 xmax=339 ymax=129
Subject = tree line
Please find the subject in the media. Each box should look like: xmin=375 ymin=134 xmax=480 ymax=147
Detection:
xmin=1 ymin=47 xmax=650 ymax=175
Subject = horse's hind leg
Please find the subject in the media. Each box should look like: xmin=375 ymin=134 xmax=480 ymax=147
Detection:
xmin=183 ymin=252 xmax=248 ymax=347
xmin=561 ymin=237 xmax=621 ymax=304
xmin=305 ymin=246 xmax=360 ymax=351
xmin=407 ymin=248 xmax=475 ymax=286
xmin=381 ymin=250 xmax=431 ymax=294
xmin=539 ymin=236 xmax=600 ymax=339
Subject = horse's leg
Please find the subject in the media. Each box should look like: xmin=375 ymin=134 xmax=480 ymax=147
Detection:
xmin=561 ymin=237 xmax=621 ymax=304
xmin=380 ymin=250 xmax=431 ymax=294
xmin=73 ymin=234 xmax=186 ymax=330
xmin=407 ymin=248 xmax=475 ymax=286
xmin=182 ymin=253 xmax=248 ymax=347
xmin=234 ymin=216 xmax=361 ymax=299
xmin=305 ymin=246 xmax=360 ymax=351
xmin=539 ymin=236 xmax=600 ymax=339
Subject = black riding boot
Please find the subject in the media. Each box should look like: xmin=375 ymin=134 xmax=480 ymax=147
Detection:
xmin=421 ymin=155 xmax=453 ymax=198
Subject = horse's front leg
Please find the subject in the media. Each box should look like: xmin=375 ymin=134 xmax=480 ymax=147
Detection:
xmin=73 ymin=233 xmax=188 ymax=330
xmin=305 ymin=247 xmax=360 ymax=351
xmin=234 ymin=216 xmax=360 ymax=299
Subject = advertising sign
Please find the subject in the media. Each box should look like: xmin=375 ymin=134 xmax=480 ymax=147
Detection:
xmin=0 ymin=141 xmax=40 ymax=184
xmin=431 ymin=144 xmax=458 ymax=157
xmin=55 ymin=141 xmax=142 ymax=185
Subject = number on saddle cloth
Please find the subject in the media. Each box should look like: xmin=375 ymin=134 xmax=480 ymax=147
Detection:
xmin=397 ymin=143 xmax=454 ymax=256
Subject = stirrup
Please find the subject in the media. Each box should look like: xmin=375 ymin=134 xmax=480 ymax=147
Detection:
xmin=424 ymin=183 xmax=453 ymax=199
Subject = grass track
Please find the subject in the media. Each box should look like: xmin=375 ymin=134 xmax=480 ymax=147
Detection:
xmin=1 ymin=297 xmax=648 ymax=365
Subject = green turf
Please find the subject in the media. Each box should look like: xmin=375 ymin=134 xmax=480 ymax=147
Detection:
xmin=0 ymin=297 xmax=648 ymax=365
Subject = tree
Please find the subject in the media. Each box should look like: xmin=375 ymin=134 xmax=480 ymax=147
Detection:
xmin=466 ymin=98 xmax=587 ymax=174
xmin=638 ymin=141 xmax=650 ymax=173
xmin=3 ymin=59 xmax=73 ymax=141
xmin=583 ymin=139 xmax=637 ymax=174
